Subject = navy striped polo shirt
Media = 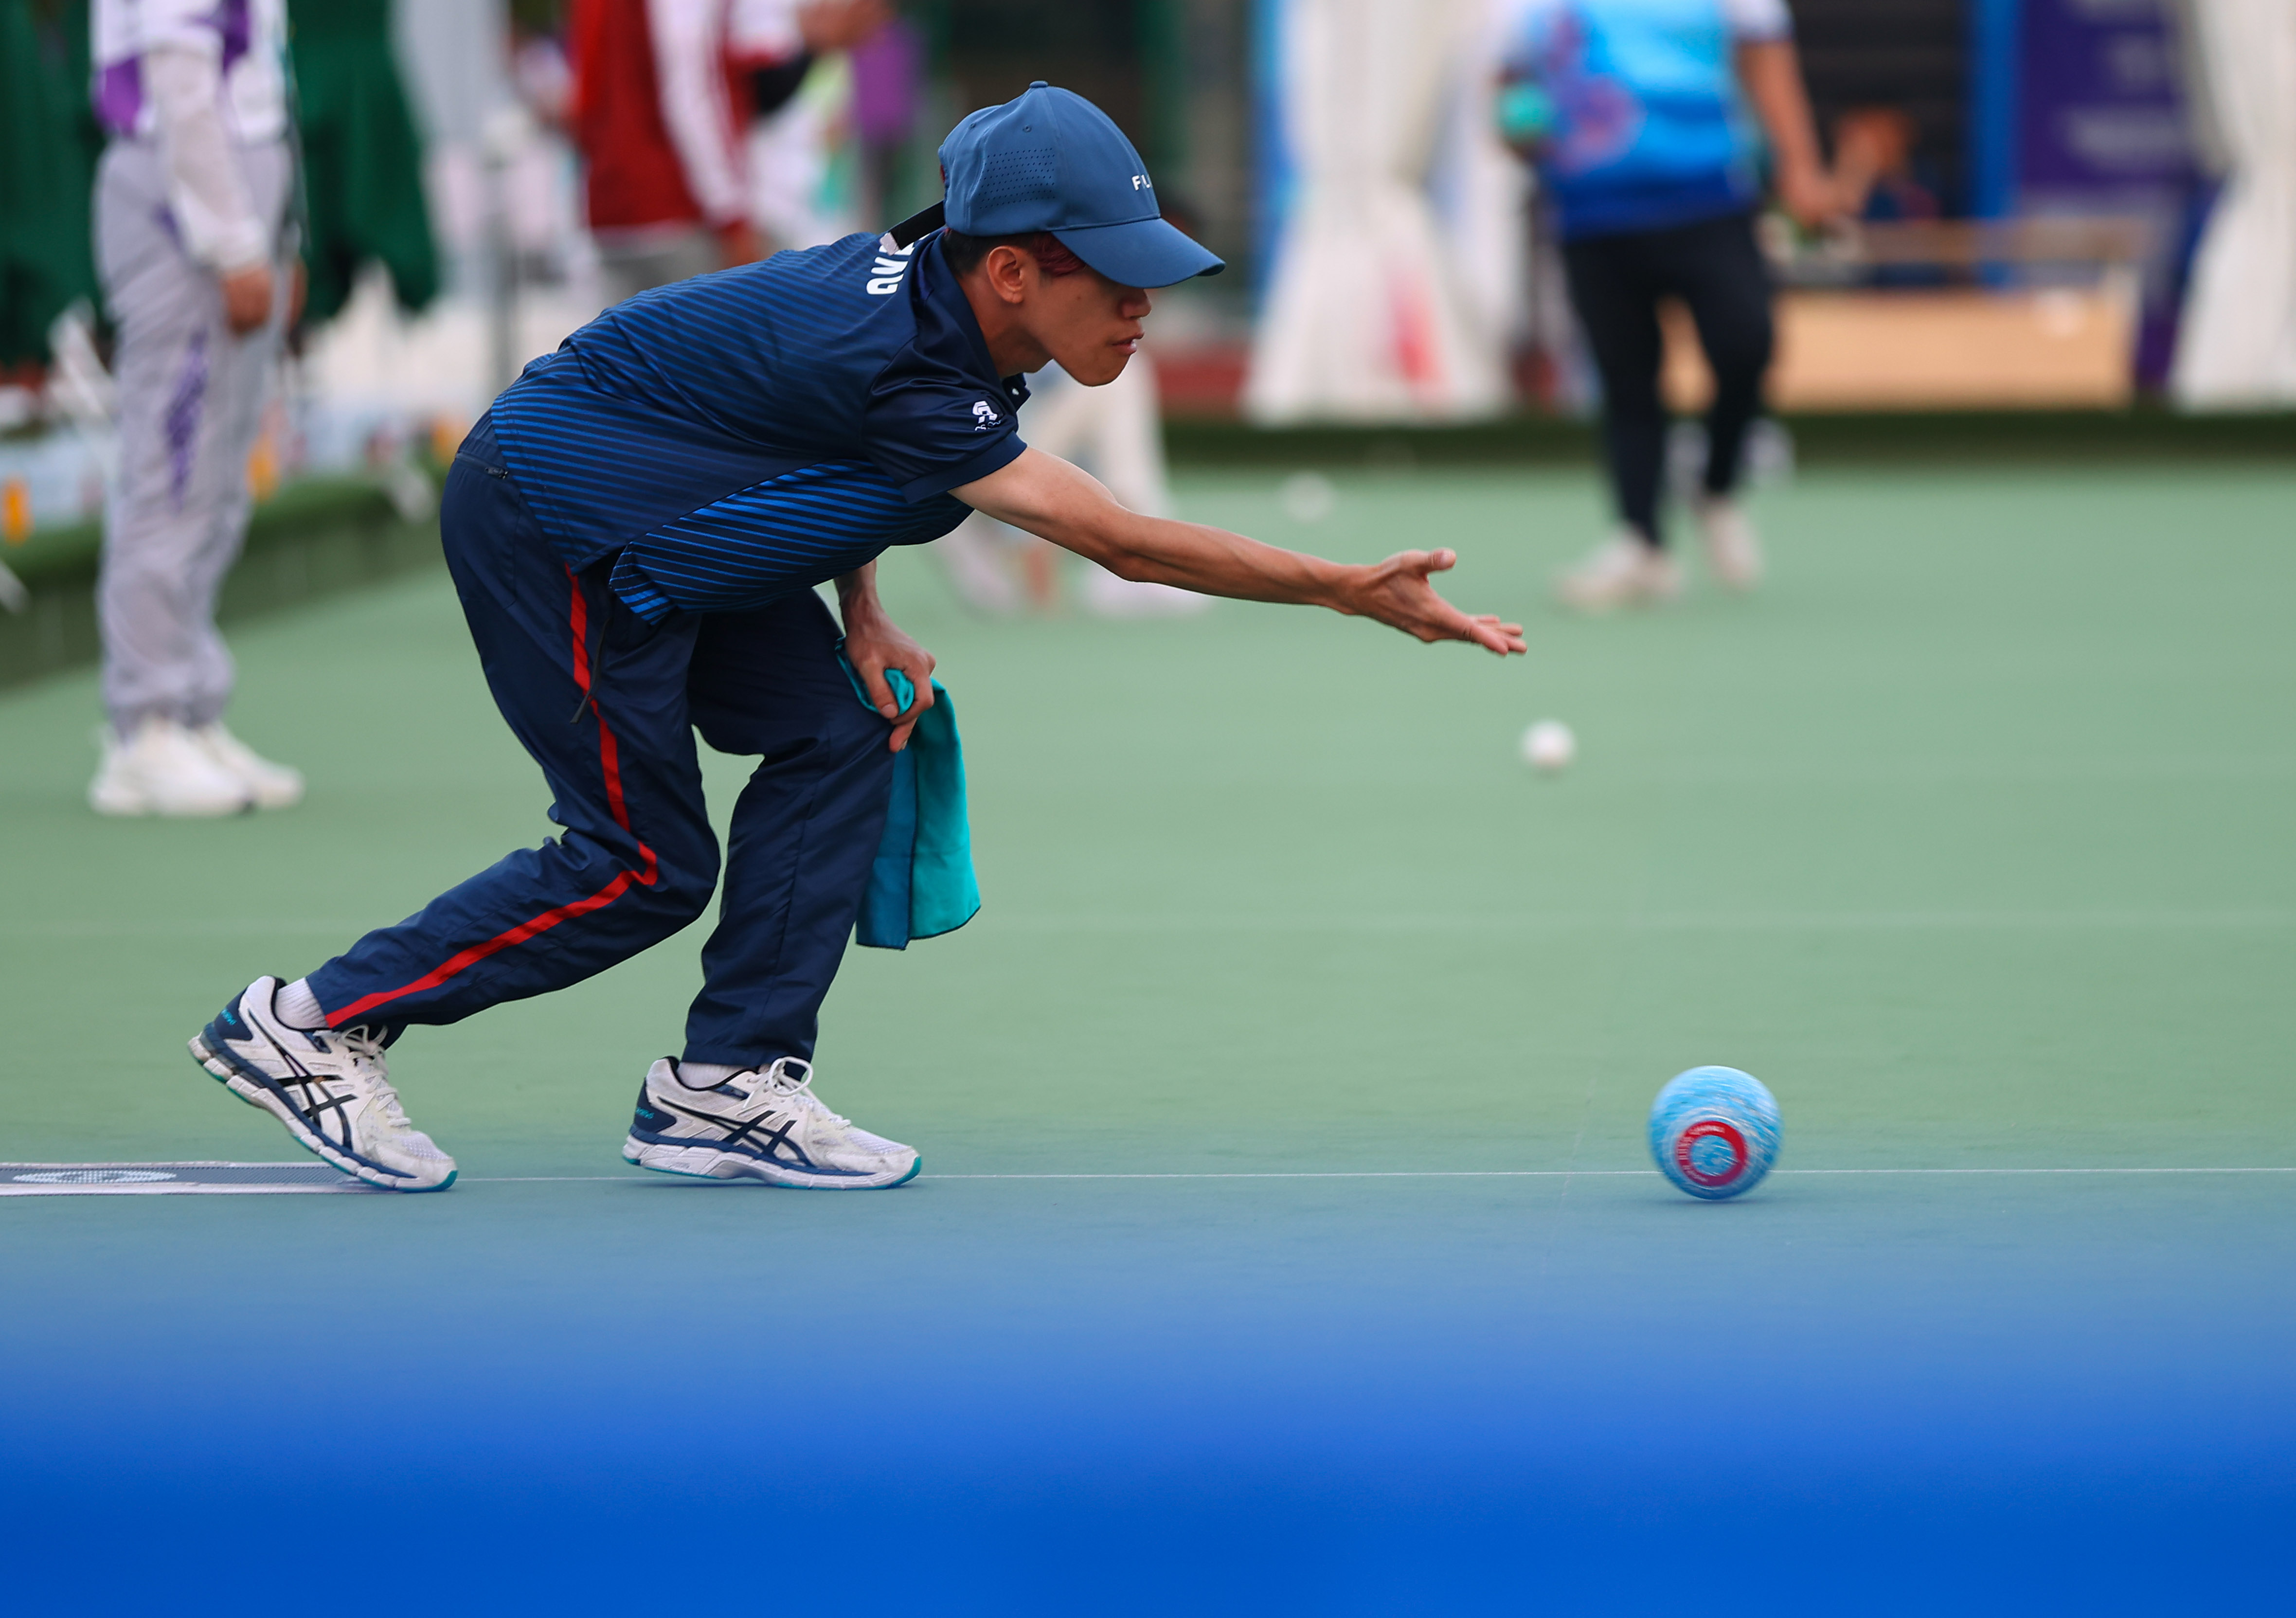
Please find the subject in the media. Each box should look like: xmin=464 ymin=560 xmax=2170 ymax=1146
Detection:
xmin=489 ymin=230 xmax=1030 ymax=619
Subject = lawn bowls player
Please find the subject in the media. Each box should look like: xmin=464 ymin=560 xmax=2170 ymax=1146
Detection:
xmin=187 ymin=84 xmax=1527 ymax=1192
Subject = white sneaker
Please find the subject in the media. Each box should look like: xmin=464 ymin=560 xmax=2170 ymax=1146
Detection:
xmin=934 ymin=512 xmax=1023 ymax=614
xmin=188 ymin=976 xmax=457 ymax=1192
xmin=1554 ymin=531 xmax=1683 ymax=613
xmin=1692 ymin=495 xmax=1764 ymax=591
xmin=90 ymin=717 xmax=253 ymax=817
xmin=193 ymin=721 xmax=305 ymax=809
xmin=624 ymin=1057 xmax=920 ymax=1189
xmin=1081 ymin=563 xmax=1211 ymax=618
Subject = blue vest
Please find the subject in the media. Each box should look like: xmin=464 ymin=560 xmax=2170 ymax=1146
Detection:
xmin=1507 ymin=0 xmax=1770 ymax=240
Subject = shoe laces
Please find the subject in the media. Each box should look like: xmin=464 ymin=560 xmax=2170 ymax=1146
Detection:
xmin=319 ymin=1026 xmax=414 ymax=1129
xmin=753 ymin=1057 xmax=849 ymax=1129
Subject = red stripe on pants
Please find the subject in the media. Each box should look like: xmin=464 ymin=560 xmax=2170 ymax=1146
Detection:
xmin=327 ymin=568 xmax=661 ymax=1027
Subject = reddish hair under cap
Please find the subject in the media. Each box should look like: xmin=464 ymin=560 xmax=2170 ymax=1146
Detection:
xmin=939 ymin=226 xmax=1091 ymax=278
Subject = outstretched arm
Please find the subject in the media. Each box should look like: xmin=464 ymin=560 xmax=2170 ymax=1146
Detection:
xmin=955 ymin=448 xmax=1526 ymax=656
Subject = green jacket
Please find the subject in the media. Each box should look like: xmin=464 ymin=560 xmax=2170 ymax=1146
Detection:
xmin=0 ymin=0 xmax=99 ymax=365
xmin=289 ymin=0 xmax=439 ymax=322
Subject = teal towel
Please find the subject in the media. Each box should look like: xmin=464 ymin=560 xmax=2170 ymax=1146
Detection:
xmin=840 ymin=655 xmax=981 ymax=950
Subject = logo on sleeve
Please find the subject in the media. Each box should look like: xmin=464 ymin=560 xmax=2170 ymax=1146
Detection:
xmin=971 ymin=400 xmax=1001 ymax=430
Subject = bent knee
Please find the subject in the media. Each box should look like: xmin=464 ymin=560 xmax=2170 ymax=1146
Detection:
xmin=645 ymin=857 xmax=720 ymax=927
xmin=577 ymin=836 xmax=717 ymax=934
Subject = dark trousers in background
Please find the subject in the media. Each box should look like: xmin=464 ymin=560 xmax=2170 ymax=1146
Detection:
xmin=1561 ymin=210 xmax=1775 ymax=547
xmin=305 ymin=419 xmax=896 ymax=1067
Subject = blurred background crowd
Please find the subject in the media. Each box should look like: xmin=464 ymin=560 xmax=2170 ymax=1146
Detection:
xmin=0 ymin=0 xmax=2289 ymax=560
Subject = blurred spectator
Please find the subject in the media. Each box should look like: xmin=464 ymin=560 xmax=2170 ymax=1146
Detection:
xmin=288 ymin=0 xmax=439 ymax=325
xmin=731 ymin=0 xmax=889 ymax=250
xmin=0 ymin=0 xmax=102 ymax=377
xmin=2169 ymin=0 xmax=2296 ymax=408
xmin=936 ymin=355 xmax=1207 ymax=619
xmin=730 ymin=0 xmax=884 ymax=114
xmin=1831 ymin=107 xmax=1940 ymax=225
xmin=1499 ymin=0 xmax=1842 ymax=612
xmin=568 ymin=0 xmax=760 ymax=301
xmin=87 ymin=0 xmax=305 ymax=814
xmin=847 ymin=10 xmax=921 ymax=232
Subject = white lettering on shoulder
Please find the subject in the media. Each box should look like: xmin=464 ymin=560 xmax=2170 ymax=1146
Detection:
xmin=864 ymin=248 xmax=915 ymax=297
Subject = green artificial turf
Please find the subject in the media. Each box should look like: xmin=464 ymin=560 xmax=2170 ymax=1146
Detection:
xmin=4 ymin=465 xmax=2289 ymax=1181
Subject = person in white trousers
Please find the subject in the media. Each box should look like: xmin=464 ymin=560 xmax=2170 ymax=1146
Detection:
xmin=88 ymin=0 xmax=305 ymax=816
xmin=937 ymin=350 xmax=1208 ymax=617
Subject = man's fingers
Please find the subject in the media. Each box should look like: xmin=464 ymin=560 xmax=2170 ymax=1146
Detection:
xmin=1387 ymin=548 xmax=1455 ymax=580
xmin=886 ymin=664 xmax=934 ymax=723
xmin=1471 ymin=617 xmax=1527 ymax=655
xmin=859 ymin=661 xmax=900 ymax=719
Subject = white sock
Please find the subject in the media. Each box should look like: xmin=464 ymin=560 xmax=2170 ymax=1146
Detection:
xmin=273 ymin=978 xmax=327 ymax=1029
xmin=674 ymin=1061 xmax=746 ymax=1088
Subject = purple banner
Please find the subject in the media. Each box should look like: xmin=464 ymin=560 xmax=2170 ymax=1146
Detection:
xmin=2016 ymin=0 xmax=2205 ymax=386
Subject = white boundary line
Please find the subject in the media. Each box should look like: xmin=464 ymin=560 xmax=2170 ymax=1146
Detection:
xmin=922 ymin=1167 xmax=2296 ymax=1180
xmin=9 ymin=1166 xmax=2292 ymax=1196
xmin=469 ymin=1166 xmax=2296 ymax=1183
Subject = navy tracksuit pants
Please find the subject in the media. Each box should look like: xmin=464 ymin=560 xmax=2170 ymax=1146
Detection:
xmin=304 ymin=420 xmax=897 ymax=1067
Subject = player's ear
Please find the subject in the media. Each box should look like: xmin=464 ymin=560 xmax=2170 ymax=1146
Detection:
xmin=986 ymin=244 xmax=1030 ymax=305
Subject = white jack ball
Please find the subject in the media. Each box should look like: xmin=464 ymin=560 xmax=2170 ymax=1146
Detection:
xmin=1521 ymin=719 xmax=1576 ymax=773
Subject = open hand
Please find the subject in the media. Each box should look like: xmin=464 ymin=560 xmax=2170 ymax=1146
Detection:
xmin=843 ymin=603 xmax=937 ymax=752
xmin=1343 ymin=549 xmax=1525 ymax=656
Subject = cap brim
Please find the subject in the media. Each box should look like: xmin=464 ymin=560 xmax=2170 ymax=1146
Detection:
xmin=1051 ymin=217 xmax=1225 ymax=288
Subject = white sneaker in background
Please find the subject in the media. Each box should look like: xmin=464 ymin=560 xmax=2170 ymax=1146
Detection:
xmin=89 ymin=717 xmax=252 ymax=817
xmin=1692 ymin=495 xmax=1764 ymax=591
xmin=933 ymin=512 xmax=1024 ymax=614
xmin=625 ymin=1056 xmax=920 ymax=1188
xmin=1554 ymin=531 xmax=1683 ymax=613
xmin=189 ymin=976 xmax=458 ymax=1191
xmin=193 ymin=721 xmax=305 ymax=809
xmin=1081 ymin=562 xmax=1211 ymax=618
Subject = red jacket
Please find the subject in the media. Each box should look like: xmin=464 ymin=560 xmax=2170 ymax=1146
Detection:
xmin=569 ymin=0 xmax=749 ymax=233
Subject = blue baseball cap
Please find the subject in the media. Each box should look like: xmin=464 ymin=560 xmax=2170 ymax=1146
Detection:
xmin=929 ymin=82 xmax=1223 ymax=288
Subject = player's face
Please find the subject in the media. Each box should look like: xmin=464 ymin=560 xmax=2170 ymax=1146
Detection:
xmin=1025 ymin=262 xmax=1153 ymax=387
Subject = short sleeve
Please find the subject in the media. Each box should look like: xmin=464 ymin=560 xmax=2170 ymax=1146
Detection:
xmin=1721 ymin=0 xmax=1793 ymax=41
xmin=862 ymin=353 xmax=1028 ymax=503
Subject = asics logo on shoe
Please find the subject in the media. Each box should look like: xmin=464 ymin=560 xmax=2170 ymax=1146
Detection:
xmin=648 ymin=1093 xmax=817 ymax=1169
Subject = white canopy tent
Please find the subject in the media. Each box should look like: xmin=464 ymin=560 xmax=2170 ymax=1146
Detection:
xmin=1243 ymin=0 xmax=1514 ymax=424
xmin=2170 ymin=0 xmax=2296 ymax=407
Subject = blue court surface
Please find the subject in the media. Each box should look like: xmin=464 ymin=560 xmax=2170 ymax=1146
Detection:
xmin=3 ymin=467 xmax=2291 ymax=1610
